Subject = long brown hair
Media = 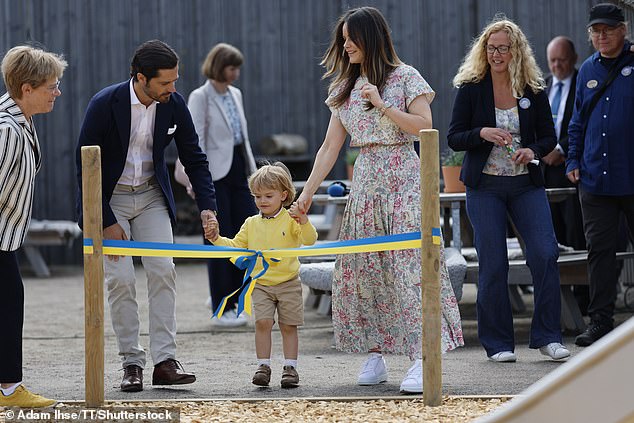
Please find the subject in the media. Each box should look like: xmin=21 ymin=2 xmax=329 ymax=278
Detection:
xmin=321 ymin=7 xmax=401 ymax=110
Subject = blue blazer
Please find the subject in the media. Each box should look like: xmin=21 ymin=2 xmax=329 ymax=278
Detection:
xmin=76 ymin=80 xmax=217 ymax=228
xmin=447 ymin=72 xmax=556 ymax=188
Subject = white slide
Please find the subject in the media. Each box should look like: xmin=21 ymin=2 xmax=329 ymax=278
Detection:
xmin=476 ymin=316 xmax=634 ymax=423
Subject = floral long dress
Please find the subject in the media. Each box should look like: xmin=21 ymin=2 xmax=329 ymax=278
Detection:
xmin=327 ymin=64 xmax=464 ymax=359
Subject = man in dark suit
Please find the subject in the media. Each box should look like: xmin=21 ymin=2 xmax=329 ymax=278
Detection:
xmin=543 ymin=36 xmax=588 ymax=315
xmin=76 ymin=40 xmax=217 ymax=392
xmin=543 ymin=36 xmax=585 ymax=251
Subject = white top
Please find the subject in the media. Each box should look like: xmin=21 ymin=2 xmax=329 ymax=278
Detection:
xmin=117 ymin=79 xmax=157 ymax=186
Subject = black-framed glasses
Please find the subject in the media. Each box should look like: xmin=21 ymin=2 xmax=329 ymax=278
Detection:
xmin=486 ymin=45 xmax=511 ymax=55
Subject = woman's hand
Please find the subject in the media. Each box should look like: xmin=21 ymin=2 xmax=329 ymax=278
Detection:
xmin=360 ymin=83 xmax=384 ymax=109
xmin=289 ymin=201 xmax=308 ymax=225
xmin=295 ymin=192 xmax=313 ymax=217
xmin=480 ymin=127 xmax=513 ymax=147
xmin=511 ymin=148 xmax=536 ymax=165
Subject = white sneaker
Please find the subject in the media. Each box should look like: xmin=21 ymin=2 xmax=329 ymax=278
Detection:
xmin=211 ymin=309 xmax=248 ymax=327
xmin=357 ymin=353 xmax=388 ymax=385
xmin=400 ymin=359 xmax=422 ymax=393
xmin=539 ymin=342 xmax=570 ymax=360
xmin=488 ymin=351 xmax=517 ymax=362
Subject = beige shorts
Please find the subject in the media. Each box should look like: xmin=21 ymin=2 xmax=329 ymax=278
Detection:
xmin=252 ymin=276 xmax=304 ymax=326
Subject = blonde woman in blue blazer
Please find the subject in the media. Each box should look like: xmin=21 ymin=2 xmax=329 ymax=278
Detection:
xmin=448 ymin=18 xmax=570 ymax=363
xmin=175 ymin=44 xmax=257 ymax=326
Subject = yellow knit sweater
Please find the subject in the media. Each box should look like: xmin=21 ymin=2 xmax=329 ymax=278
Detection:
xmin=213 ymin=208 xmax=318 ymax=285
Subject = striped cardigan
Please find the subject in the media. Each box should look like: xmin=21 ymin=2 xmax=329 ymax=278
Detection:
xmin=0 ymin=93 xmax=41 ymax=251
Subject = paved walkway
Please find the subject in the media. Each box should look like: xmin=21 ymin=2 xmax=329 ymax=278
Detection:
xmin=20 ymin=262 xmax=633 ymax=402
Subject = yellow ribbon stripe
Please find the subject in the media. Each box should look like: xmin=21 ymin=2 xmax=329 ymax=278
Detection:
xmin=432 ymin=227 xmax=442 ymax=245
xmin=83 ymin=232 xmax=424 ymax=318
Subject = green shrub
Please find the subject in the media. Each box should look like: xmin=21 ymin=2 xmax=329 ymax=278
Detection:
xmin=441 ymin=150 xmax=465 ymax=166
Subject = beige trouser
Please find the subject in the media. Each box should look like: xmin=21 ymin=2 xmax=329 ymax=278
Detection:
xmin=105 ymin=180 xmax=177 ymax=368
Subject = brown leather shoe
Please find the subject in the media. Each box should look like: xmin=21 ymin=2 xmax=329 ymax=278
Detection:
xmin=252 ymin=364 xmax=271 ymax=386
xmin=121 ymin=364 xmax=143 ymax=392
xmin=152 ymin=359 xmax=196 ymax=385
xmin=281 ymin=365 xmax=299 ymax=388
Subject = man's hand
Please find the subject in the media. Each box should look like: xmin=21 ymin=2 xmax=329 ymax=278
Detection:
xmin=542 ymin=149 xmax=565 ymax=167
xmin=103 ymin=223 xmax=127 ymax=262
xmin=566 ymin=168 xmax=580 ymax=184
xmin=204 ymin=218 xmax=219 ymax=242
xmin=201 ymin=210 xmax=219 ymax=242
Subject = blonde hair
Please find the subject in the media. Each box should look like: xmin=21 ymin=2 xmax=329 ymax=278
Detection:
xmin=201 ymin=43 xmax=243 ymax=81
xmin=452 ymin=17 xmax=544 ymax=98
xmin=248 ymin=162 xmax=296 ymax=207
xmin=1 ymin=45 xmax=67 ymax=99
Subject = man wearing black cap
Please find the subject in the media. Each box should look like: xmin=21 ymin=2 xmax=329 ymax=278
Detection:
xmin=566 ymin=3 xmax=634 ymax=347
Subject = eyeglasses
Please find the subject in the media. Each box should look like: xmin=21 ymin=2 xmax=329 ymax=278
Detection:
xmin=45 ymin=80 xmax=60 ymax=93
xmin=486 ymin=45 xmax=511 ymax=55
xmin=588 ymin=26 xmax=621 ymax=37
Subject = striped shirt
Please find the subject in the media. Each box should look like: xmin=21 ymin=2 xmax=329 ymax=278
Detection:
xmin=0 ymin=93 xmax=42 ymax=251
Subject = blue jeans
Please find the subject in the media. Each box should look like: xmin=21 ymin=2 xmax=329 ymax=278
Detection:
xmin=466 ymin=174 xmax=562 ymax=356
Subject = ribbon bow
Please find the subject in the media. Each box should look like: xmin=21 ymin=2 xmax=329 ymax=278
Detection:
xmin=212 ymin=251 xmax=280 ymax=318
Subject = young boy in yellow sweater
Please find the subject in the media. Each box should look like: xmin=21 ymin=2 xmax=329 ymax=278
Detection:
xmin=205 ymin=163 xmax=317 ymax=388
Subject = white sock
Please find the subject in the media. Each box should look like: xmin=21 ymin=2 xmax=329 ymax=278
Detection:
xmin=1 ymin=382 xmax=22 ymax=396
xmin=257 ymin=359 xmax=271 ymax=367
xmin=284 ymin=359 xmax=298 ymax=369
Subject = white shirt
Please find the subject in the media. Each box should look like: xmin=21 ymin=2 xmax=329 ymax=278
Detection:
xmin=117 ymin=79 xmax=157 ymax=186
xmin=549 ymin=74 xmax=573 ymax=141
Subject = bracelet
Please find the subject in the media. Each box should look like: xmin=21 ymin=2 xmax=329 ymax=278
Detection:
xmin=378 ymin=102 xmax=392 ymax=115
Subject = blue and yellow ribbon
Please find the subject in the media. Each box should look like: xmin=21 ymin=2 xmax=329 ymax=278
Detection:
xmin=83 ymin=230 xmax=440 ymax=318
xmin=432 ymin=227 xmax=442 ymax=245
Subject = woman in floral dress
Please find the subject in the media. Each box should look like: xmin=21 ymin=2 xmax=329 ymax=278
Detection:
xmin=296 ymin=6 xmax=463 ymax=394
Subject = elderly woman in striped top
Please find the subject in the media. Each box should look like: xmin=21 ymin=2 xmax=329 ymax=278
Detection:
xmin=0 ymin=45 xmax=66 ymax=408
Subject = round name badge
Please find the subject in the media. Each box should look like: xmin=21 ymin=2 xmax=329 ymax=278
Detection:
xmin=519 ymin=98 xmax=531 ymax=109
xmin=587 ymin=79 xmax=598 ymax=88
xmin=621 ymin=66 xmax=632 ymax=77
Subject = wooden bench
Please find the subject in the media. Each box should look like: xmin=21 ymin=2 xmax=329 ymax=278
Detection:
xmin=23 ymin=220 xmax=82 ymax=277
xmin=464 ymin=250 xmax=634 ymax=333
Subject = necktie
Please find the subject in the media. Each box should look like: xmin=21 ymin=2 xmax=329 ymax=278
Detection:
xmin=550 ymin=81 xmax=563 ymax=124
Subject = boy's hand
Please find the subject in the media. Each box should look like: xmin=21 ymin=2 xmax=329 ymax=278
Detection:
xmin=202 ymin=210 xmax=219 ymax=242
xmin=289 ymin=201 xmax=308 ymax=225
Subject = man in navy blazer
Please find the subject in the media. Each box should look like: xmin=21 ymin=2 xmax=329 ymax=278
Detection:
xmin=76 ymin=40 xmax=217 ymax=392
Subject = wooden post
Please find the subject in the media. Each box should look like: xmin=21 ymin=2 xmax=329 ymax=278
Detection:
xmin=81 ymin=146 xmax=104 ymax=406
xmin=419 ymin=129 xmax=442 ymax=406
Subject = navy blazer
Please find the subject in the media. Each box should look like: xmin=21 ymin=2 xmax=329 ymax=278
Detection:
xmin=545 ymin=71 xmax=577 ymax=155
xmin=543 ymin=71 xmax=577 ymax=188
xmin=76 ymin=80 xmax=217 ymax=228
xmin=447 ymin=72 xmax=556 ymax=188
